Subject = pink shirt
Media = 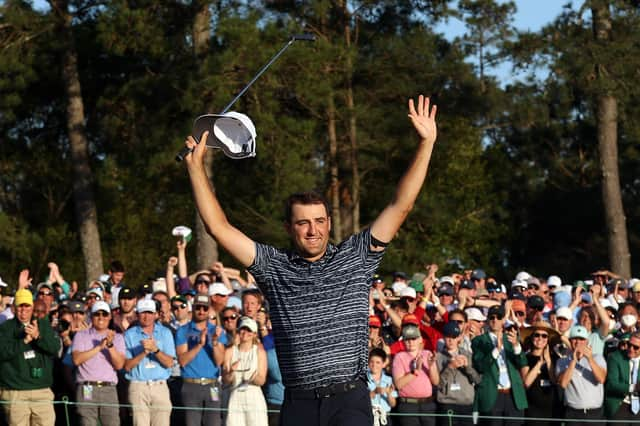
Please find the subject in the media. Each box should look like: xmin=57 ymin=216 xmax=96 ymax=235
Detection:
xmin=72 ymin=327 xmax=125 ymax=384
xmin=392 ymin=350 xmax=433 ymax=398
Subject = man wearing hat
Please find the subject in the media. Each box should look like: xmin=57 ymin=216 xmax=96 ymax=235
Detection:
xmin=0 ymin=288 xmax=61 ymax=425
xmin=176 ymin=294 xmax=226 ymax=426
xmin=71 ymin=301 xmax=125 ymax=426
xmin=436 ymin=321 xmax=481 ymax=426
xmin=124 ymin=299 xmax=176 ymax=426
xmin=472 ymin=305 xmax=528 ymax=426
xmin=556 ymin=325 xmax=607 ymax=424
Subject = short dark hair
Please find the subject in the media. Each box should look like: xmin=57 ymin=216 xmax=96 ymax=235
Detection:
xmin=369 ymin=348 xmax=387 ymax=363
xmin=109 ymin=260 xmax=125 ymax=273
xmin=448 ymin=308 xmax=468 ymax=322
xmin=284 ymin=191 xmax=331 ymax=224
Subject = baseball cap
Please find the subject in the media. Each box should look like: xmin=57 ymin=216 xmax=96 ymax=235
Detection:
xmin=527 ymin=277 xmax=541 ymax=287
xmin=193 ymin=295 xmax=210 ymax=307
xmin=372 ymin=274 xmax=384 ymax=284
xmin=91 ymin=301 xmax=111 ymax=314
xmin=193 ymin=112 xmax=257 ymax=160
xmin=547 ymin=275 xmax=562 ymax=289
xmin=511 ymin=279 xmax=527 ymax=290
xmin=238 ymin=316 xmax=258 ymax=333
xmin=392 ymin=281 xmax=408 ymax=296
xmin=487 ymin=305 xmax=505 ymax=318
xmin=369 ymin=315 xmax=382 ymax=327
xmin=471 ymin=269 xmax=486 ymax=280
xmin=139 ymin=283 xmax=152 ymax=295
xmin=555 ymin=306 xmax=573 ymax=320
xmin=465 ymin=307 xmax=486 ymax=322
xmin=171 ymin=295 xmax=188 ymax=305
xmin=569 ymin=325 xmax=589 ymax=340
xmin=527 ymin=295 xmax=545 ymax=310
xmin=118 ymin=286 xmax=136 ymax=300
xmin=443 ymin=321 xmax=461 ymax=338
xmin=393 ymin=271 xmax=408 ymax=281
xmin=409 ymin=280 xmax=424 ymax=292
xmin=209 ymin=283 xmax=232 ymax=296
xmin=14 ymin=289 xmax=33 ymax=306
xmin=438 ymin=284 xmax=454 ymax=296
xmin=439 ymin=276 xmax=455 ymax=286
xmin=515 ymin=271 xmax=531 ymax=281
xmin=136 ymin=299 xmax=156 ymax=313
xmin=400 ymin=287 xmax=417 ymax=299
xmin=460 ymin=280 xmax=475 ymax=290
xmin=487 ymin=281 xmax=502 ymax=293
xmin=87 ymin=288 xmax=103 ymax=298
xmin=554 ymin=291 xmax=571 ymax=308
xmin=152 ymin=279 xmax=168 ymax=295
xmin=69 ymin=300 xmax=85 ymax=313
xmin=401 ymin=313 xmax=420 ymax=326
xmin=402 ymin=325 xmax=421 ymax=340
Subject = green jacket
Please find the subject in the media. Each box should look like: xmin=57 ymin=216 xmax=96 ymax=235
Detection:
xmin=472 ymin=332 xmax=528 ymax=412
xmin=604 ymin=349 xmax=636 ymax=418
xmin=0 ymin=317 xmax=60 ymax=390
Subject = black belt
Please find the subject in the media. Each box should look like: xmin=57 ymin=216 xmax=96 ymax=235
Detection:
xmin=286 ymin=379 xmax=364 ymax=400
xmin=399 ymin=396 xmax=434 ymax=404
xmin=81 ymin=381 xmax=115 ymax=387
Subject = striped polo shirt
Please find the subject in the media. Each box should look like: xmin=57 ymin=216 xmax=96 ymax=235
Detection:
xmin=248 ymin=228 xmax=384 ymax=389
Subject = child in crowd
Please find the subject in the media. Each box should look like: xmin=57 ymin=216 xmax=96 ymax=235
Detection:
xmin=368 ymin=348 xmax=397 ymax=426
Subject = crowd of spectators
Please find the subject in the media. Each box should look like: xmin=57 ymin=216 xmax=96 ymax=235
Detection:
xmin=1 ymin=246 xmax=639 ymax=426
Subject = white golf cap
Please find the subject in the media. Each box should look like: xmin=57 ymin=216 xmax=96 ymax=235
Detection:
xmin=136 ymin=299 xmax=157 ymax=313
xmin=193 ymin=112 xmax=257 ymax=159
xmin=555 ymin=306 xmax=573 ymax=320
xmin=515 ymin=271 xmax=531 ymax=281
xmin=0 ymin=275 xmax=7 ymax=287
xmin=152 ymin=279 xmax=168 ymax=295
xmin=91 ymin=301 xmax=111 ymax=314
xmin=400 ymin=287 xmax=417 ymax=299
xmin=547 ymin=275 xmax=562 ymax=288
xmin=511 ymin=279 xmax=527 ymax=289
xmin=465 ymin=307 xmax=486 ymax=322
xmin=392 ymin=281 xmax=408 ymax=296
xmin=209 ymin=283 xmax=232 ymax=296
xmin=439 ymin=276 xmax=455 ymax=286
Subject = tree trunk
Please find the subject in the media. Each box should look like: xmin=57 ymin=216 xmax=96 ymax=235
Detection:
xmin=51 ymin=0 xmax=103 ymax=281
xmin=592 ymin=2 xmax=631 ymax=278
xmin=192 ymin=0 xmax=219 ymax=270
xmin=327 ymin=93 xmax=342 ymax=242
xmin=343 ymin=10 xmax=359 ymax=234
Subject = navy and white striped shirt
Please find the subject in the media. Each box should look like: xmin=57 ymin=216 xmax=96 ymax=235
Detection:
xmin=248 ymin=228 xmax=384 ymax=389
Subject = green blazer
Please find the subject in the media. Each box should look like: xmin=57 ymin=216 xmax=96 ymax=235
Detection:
xmin=471 ymin=332 xmax=528 ymax=412
xmin=604 ymin=350 xmax=637 ymax=418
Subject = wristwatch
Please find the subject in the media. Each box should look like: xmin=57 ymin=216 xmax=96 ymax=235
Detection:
xmin=106 ymin=342 xmax=114 ymax=348
xmin=154 ymin=348 xmax=160 ymax=354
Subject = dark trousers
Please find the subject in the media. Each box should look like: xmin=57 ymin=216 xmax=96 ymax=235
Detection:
xmin=268 ymin=403 xmax=282 ymax=426
xmin=396 ymin=400 xmax=436 ymax=426
xmin=611 ymin=402 xmax=638 ymax=426
xmin=280 ymin=383 xmax=372 ymax=426
xmin=168 ymin=377 xmax=185 ymax=426
xmin=479 ymin=391 xmax=523 ymax=426
xmin=181 ymin=381 xmax=221 ymax=426
xmin=563 ymin=406 xmax=602 ymax=426
xmin=437 ymin=403 xmax=472 ymax=426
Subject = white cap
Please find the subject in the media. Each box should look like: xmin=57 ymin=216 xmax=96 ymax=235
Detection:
xmin=555 ymin=306 xmax=573 ymax=320
xmin=400 ymin=287 xmax=417 ymax=299
xmin=91 ymin=301 xmax=111 ymax=314
xmin=152 ymin=279 xmax=168 ymax=294
xmin=238 ymin=316 xmax=258 ymax=333
xmin=547 ymin=275 xmax=562 ymax=288
xmin=193 ymin=112 xmax=257 ymax=160
xmin=511 ymin=279 xmax=527 ymax=289
xmin=87 ymin=287 xmax=103 ymax=297
xmin=208 ymin=283 xmax=232 ymax=296
xmin=439 ymin=276 xmax=455 ymax=286
xmin=136 ymin=299 xmax=157 ymax=313
xmin=392 ymin=281 xmax=408 ymax=296
xmin=465 ymin=307 xmax=486 ymax=322
xmin=515 ymin=271 xmax=531 ymax=282
xmin=0 ymin=275 xmax=7 ymax=287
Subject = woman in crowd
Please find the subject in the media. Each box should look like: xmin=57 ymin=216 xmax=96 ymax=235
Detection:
xmin=223 ymin=316 xmax=268 ymax=426
xmin=521 ymin=321 xmax=560 ymax=426
xmin=392 ymin=323 xmax=440 ymax=426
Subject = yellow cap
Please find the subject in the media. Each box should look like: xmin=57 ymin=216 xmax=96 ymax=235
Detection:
xmin=14 ymin=289 xmax=33 ymax=306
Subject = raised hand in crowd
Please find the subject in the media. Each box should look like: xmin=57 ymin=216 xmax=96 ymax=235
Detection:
xmin=18 ymin=268 xmax=32 ymax=289
xmin=211 ymin=261 xmax=232 ymax=290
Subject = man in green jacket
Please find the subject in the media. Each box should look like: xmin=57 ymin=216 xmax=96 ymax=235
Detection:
xmin=604 ymin=331 xmax=640 ymax=424
xmin=0 ymin=288 xmax=61 ymax=426
xmin=472 ymin=305 xmax=528 ymax=426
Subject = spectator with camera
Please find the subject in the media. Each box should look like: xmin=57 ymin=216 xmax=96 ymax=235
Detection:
xmin=0 ymin=285 xmax=61 ymax=426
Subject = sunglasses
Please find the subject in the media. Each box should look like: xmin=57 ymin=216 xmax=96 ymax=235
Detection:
xmin=195 ymin=279 xmax=211 ymax=285
xmin=451 ymin=320 xmax=465 ymax=325
xmin=223 ymin=314 xmax=238 ymax=321
xmin=488 ymin=315 xmax=504 ymax=321
xmin=514 ymin=311 xmax=526 ymax=317
xmin=629 ymin=343 xmax=640 ymax=351
xmin=87 ymin=294 xmax=101 ymax=300
xmin=532 ymin=333 xmax=548 ymax=339
xmin=194 ymin=305 xmax=209 ymax=311
xmin=92 ymin=311 xmax=109 ymax=318
xmin=172 ymin=304 xmax=187 ymax=310
xmin=528 ymin=284 xmax=539 ymax=290
xmin=38 ymin=291 xmax=52 ymax=296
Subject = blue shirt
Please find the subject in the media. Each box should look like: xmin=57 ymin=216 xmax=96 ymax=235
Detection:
xmin=175 ymin=321 xmax=227 ymax=379
xmin=263 ymin=334 xmax=284 ymax=405
xmin=367 ymin=370 xmax=397 ymax=413
xmin=124 ymin=322 xmax=176 ymax=381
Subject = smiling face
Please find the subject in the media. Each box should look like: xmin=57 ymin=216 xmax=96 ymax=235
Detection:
xmin=91 ymin=310 xmax=111 ymax=331
xmin=285 ymin=203 xmax=331 ymax=262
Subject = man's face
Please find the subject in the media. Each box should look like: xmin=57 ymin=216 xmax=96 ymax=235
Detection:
xmin=119 ymin=297 xmax=136 ymax=314
xmin=192 ymin=304 xmax=210 ymax=323
xmin=211 ymin=294 xmax=229 ymax=311
xmin=110 ymin=271 xmax=124 ymax=286
xmin=557 ymin=316 xmax=572 ymax=333
xmin=36 ymin=287 xmax=54 ymax=307
xmin=627 ymin=336 xmax=640 ymax=359
xmin=285 ymin=203 xmax=331 ymax=262
xmin=487 ymin=312 xmax=504 ymax=333
xmin=171 ymin=300 xmax=190 ymax=321
xmin=242 ymin=294 xmax=261 ymax=318
xmin=91 ymin=310 xmax=111 ymax=331
xmin=16 ymin=303 xmax=33 ymax=324
xmin=138 ymin=311 xmax=156 ymax=328
xmin=570 ymin=337 xmax=587 ymax=352
xmin=33 ymin=301 xmax=48 ymax=319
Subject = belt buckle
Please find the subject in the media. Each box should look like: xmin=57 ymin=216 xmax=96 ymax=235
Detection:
xmin=315 ymin=386 xmax=331 ymax=399
xmin=199 ymin=378 xmax=209 ymax=385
